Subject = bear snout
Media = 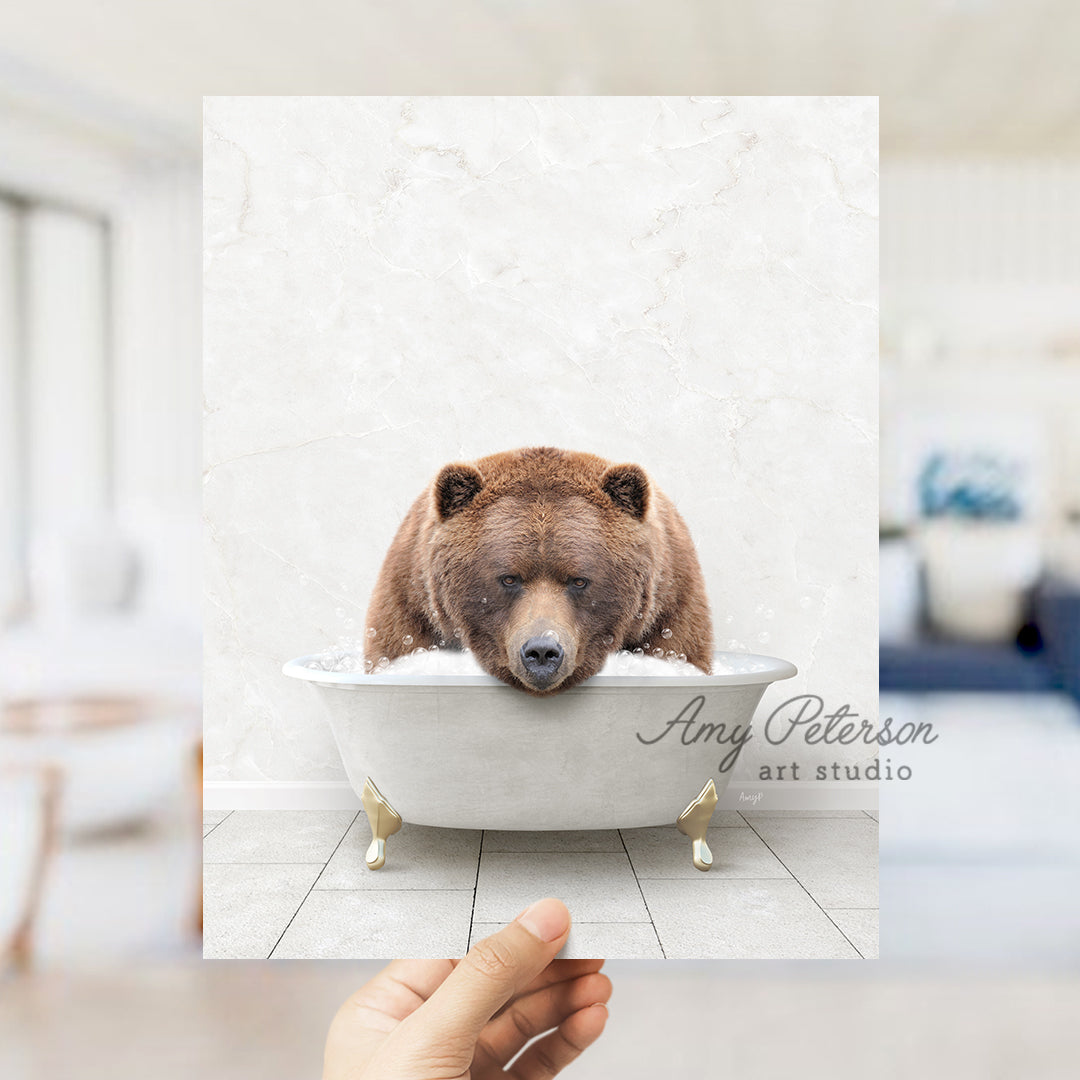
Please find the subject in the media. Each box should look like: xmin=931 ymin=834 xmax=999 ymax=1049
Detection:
xmin=508 ymin=619 xmax=577 ymax=692
xmin=520 ymin=635 xmax=564 ymax=684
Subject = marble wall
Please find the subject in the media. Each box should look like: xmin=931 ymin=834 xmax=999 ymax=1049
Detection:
xmin=204 ymin=97 xmax=878 ymax=787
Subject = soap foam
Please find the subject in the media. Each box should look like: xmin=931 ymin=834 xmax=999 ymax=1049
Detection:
xmin=303 ymin=646 xmax=769 ymax=678
xmin=596 ymin=651 xmax=702 ymax=677
xmin=595 ymin=651 xmax=769 ymax=676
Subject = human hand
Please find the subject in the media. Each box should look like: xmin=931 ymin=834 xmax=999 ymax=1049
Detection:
xmin=324 ymin=898 xmax=610 ymax=1079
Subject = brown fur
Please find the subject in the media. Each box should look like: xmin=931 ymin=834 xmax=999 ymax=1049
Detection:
xmin=365 ymin=447 xmax=713 ymax=694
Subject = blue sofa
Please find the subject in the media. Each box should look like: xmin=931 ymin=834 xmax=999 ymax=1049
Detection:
xmin=880 ymin=578 xmax=1080 ymax=701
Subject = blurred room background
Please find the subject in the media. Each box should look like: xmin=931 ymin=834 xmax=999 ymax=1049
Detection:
xmin=879 ymin=159 xmax=1080 ymax=963
xmin=3 ymin=0 xmax=1080 ymax=1075
xmin=0 ymin=53 xmax=202 ymax=970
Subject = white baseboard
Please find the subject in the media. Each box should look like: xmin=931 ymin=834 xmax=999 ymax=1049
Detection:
xmin=203 ymin=781 xmax=361 ymax=811
xmin=204 ymin=780 xmax=877 ymax=814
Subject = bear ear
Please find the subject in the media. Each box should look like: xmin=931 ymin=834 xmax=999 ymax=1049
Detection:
xmin=434 ymin=463 xmax=484 ymax=520
xmin=600 ymin=463 xmax=649 ymax=520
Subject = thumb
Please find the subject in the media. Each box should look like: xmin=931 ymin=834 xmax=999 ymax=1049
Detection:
xmin=406 ymin=898 xmax=571 ymax=1050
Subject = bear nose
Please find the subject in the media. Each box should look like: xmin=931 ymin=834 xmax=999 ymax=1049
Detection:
xmin=521 ymin=636 xmax=564 ymax=678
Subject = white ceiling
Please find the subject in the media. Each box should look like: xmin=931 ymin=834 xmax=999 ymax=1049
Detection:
xmin=0 ymin=0 xmax=1078 ymax=156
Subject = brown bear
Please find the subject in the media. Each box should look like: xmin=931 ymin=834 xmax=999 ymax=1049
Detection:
xmin=364 ymin=447 xmax=713 ymax=694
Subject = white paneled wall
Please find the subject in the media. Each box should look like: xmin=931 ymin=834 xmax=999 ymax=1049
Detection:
xmin=881 ymin=158 xmax=1080 ymax=543
xmin=883 ymin=160 xmax=1080 ymax=285
xmin=112 ymin=163 xmax=202 ymax=622
xmin=883 ymin=159 xmax=1080 ymax=353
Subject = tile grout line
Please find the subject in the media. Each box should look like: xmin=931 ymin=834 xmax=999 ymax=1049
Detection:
xmin=204 ymin=861 xmax=350 ymax=866
xmin=466 ymin=830 xmax=484 ymax=951
xmin=265 ymin=810 xmax=360 ymax=959
xmin=313 ymin=887 xmax=477 ymax=894
xmin=201 ymin=809 xmax=234 ymax=839
xmin=740 ymin=815 xmax=868 ymax=959
xmin=618 ymin=829 xmax=666 ymax=960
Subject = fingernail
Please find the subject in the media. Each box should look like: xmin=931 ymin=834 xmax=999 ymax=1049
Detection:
xmin=515 ymin=898 xmax=569 ymax=942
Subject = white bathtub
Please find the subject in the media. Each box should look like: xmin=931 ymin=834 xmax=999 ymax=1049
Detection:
xmin=284 ymin=651 xmax=796 ymax=869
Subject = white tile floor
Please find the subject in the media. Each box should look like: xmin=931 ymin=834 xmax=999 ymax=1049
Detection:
xmin=202 ymin=808 xmax=878 ymax=959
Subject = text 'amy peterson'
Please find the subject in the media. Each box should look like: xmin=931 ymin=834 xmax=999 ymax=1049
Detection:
xmin=635 ymin=694 xmax=936 ymax=772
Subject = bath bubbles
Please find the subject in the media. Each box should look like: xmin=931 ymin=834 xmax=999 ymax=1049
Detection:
xmin=603 ymin=634 xmax=614 ymax=645
xmin=350 ymin=645 xmax=757 ymax=680
xmin=480 ymin=597 xmax=488 ymax=604
xmin=764 ymin=608 xmax=774 ymax=621
xmin=542 ymin=629 xmax=559 ymax=640
xmin=344 ymin=618 xmax=355 ymax=629
xmin=711 ymin=654 xmax=775 ymax=675
xmin=402 ymin=634 xmax=413 ymax=646
xmin=377 ymin=649 xmax=487 ymax=677
xmin=756 ymin=631 xmax=770 ymax=645
xmin=367 ymin=627 xmax=377 ymax=638
xmin=598 ymin=651 xmax=703 ymax=677
xmin=660 ymin=628 xmax=673 ymax=639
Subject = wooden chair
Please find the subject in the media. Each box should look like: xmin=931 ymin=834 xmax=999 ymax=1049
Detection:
xmin=0 ymin=765 xmax=61 ymax=973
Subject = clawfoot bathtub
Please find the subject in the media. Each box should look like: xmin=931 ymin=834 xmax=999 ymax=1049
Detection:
xmin=283 ymin=652 xmax=796 ymax=871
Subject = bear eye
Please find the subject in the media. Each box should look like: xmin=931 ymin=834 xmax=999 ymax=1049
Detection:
xmin=500 ymin=574 xmax=520 ymax=588
xmin=570 ymin=577 xmax=589 ymax=590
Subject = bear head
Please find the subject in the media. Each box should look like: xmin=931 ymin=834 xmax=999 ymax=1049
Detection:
xmin=425 ymin=448 xmax=656 ymax=695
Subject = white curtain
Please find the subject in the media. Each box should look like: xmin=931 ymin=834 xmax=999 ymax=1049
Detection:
xmin=25 ymin=208 xmax=110 ymax=531
xmin=0 ymin=202 xmax=20 ymax=622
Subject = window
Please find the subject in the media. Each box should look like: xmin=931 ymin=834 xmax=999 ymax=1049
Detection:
xmin=0 ymin=192 xmax=112 ymax=623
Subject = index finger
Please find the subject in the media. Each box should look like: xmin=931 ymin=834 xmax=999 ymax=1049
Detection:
xmin=404 ymin=899 xmax=572 ymax=1047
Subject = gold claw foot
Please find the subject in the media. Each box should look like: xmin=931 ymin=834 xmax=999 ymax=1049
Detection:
xmin=676 ymin=779 xmax=719 ymax=872
xmin=361 ymin=778 xmax=402 ymax=870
